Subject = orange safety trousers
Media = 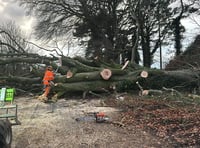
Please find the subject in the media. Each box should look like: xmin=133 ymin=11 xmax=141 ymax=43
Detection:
xmin=42 ymin=70 xmax=54 ymax=97
xmin=43 ymin=85 xmax=51 ymax=97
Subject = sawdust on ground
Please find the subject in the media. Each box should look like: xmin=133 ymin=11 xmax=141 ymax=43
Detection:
xmin=11 ymin=96 xmax=172 ymax=148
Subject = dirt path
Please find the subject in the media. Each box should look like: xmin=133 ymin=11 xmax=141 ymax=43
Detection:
xmin=11 ymin=97 xmax=172 ymax=148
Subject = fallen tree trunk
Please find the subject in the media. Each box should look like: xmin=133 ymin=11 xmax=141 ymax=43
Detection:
xmin=0 ymin=76 xmax=41 ymax=84
xmin=0 ymin=54 xmax=200 ymax=96
xmin=54 ymin=80 xmax=113 ymax=92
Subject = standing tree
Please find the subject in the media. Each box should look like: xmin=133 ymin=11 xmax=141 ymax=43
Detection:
xmin=18 ymin=0 xmax=197 ymax=68
xmin=18 ymin=0 xmax=81 ymax=40
xmin=171 ymin=0 xmax=185 ymax=56
xmin=74 ymin=0 xmax=123 ymax=62
xmin=126 ymin=0 xmax=173 ymax=68
xmin=168 ymin=0 xmax=199 ymax=57
xmin=19 ymin=0 xmax=129 ymax=63
xmin=18 ymin=0 xmax=144 ymax=64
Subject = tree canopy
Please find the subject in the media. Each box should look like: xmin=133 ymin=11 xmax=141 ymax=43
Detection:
xmin=14 ymin=0 xmax=200 ymax=67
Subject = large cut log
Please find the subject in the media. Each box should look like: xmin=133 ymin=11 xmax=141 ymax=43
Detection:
xmin=0 ymin=76 xmax=41 ymax=84
xmin=54 ymin=81 xmax=113 ymax=92
xmin=55 ymin=68 xmax=128 ymax=83
xmin=53 ymin=80 xmax=115 ymax=98
xmin=55 ymin=71 xmax=102 ymax=83
xmin=100 ymin=69 xmax=112 ymax=80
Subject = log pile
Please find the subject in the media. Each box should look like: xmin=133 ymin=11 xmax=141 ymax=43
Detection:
xmin=0 ymin=53 xmax=200 ymax=97
xmin=52 ymin=57 xmax=135 ymax=97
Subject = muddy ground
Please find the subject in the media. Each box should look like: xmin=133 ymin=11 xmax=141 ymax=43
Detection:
xmin=10 ymin=95 xmax=173 ymax=148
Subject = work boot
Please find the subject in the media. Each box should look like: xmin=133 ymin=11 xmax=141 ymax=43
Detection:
xmin=37 ymin=95 xmax=43 ymax=101
xmin=37 ymin=95 xmax=48 ymax=103
xmin=41 ymin=96 xmax=48 ymax=103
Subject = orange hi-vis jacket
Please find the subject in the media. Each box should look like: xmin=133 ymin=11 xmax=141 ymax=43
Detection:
xmin=43 ymin=70 xmax=54 ymax=85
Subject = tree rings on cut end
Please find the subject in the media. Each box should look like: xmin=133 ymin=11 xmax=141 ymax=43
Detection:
xmin=100 ymin=69 xmax=112 ymax=80
xmin=140 ymin=71 xmax=148 ymax=78
xmin=66 ymin=70 xmax=73 ymax=78
xmin=142 ymin=90 xmax=149 ymax=96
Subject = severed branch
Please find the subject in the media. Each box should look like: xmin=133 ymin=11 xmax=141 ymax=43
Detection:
xmin=25 ymin=40 xmax=63 ymax=56
xmin=162 ymin=87 xmax=182 ymax=97
xmin=135 ymin=81 xmax=160 ymax=96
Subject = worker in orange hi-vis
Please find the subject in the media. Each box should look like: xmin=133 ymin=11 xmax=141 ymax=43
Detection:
xmin=40 ymin=66 xmax=55 ymax=102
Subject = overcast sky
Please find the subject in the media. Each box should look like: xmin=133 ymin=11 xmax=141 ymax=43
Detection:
xmin=0 ymin=0 xmax=34 ymax=34
xmin=0 ymin=0 xmax=84 ymax=57
xmin=1 ymin=0 xmax=199 ymax=41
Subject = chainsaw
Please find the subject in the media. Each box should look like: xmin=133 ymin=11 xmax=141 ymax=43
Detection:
xmin=75 ymin=112 xmax=109 ymax=123
xmin=94 ymin=112 xmax=109 ymax=123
